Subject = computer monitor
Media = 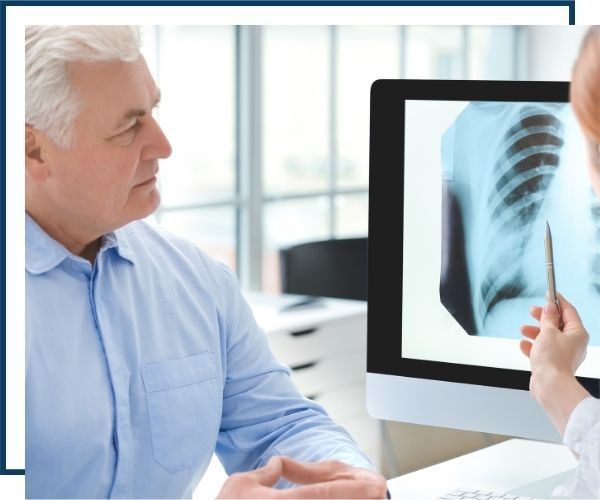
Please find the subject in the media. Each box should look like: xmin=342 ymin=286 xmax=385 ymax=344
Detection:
xmin=366 ymin=80 xmax=600 ymax=442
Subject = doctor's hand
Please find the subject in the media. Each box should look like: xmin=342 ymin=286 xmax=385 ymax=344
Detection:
xmin=216 ymin=456 xmax=388 ymax=499
xmin=520 ymin=294 xmax=589 ymax=381
xmin=519 ymin=294 xmax=591 ymax=436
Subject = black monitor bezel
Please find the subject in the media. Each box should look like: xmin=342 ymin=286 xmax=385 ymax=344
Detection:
xmin=367 ymin=79 xmax=599 ymax=397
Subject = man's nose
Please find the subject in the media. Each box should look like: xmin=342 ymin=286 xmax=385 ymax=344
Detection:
xmin=144 ymin=118 xmax=172 ymax=160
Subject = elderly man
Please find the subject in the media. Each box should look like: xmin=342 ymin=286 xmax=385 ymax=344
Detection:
xmin=24 ymin=26 xmax=386 ymax=499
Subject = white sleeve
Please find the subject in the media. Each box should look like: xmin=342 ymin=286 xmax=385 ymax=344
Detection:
xmin=552 ymin=396 xmax=600 ymax=498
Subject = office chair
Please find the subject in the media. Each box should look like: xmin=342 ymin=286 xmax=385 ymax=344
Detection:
xmin=279 ymin=237 xmax=368 ymax=301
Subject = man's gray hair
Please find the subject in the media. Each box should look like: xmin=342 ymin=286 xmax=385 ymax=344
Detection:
xmin=25 ymin=26 xmax=142 ymax=148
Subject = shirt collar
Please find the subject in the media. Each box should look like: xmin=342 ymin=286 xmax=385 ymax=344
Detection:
xmin=111 ymin=226 xmax=135 ymax=264
xmin=25 ymin=213 xmax=135 ymax=274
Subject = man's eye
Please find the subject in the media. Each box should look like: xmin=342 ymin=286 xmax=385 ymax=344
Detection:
xmin=121 ymin=121 xmax=141 ymax=136
xmin=111 ymin=122 xmax=141 ymax=145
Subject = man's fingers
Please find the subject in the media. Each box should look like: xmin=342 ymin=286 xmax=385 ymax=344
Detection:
xmin=529 ymin=306 xmax=542 ymax=321
xmin=245 ymin=456 xmax=283 ymax=487
xmin=224 ymin=459 xmax=387 ymax=500
xmin=277 ymin=479 xmax=387 ymax=499
xmin=217 ymin=458 xmax=285 ymax=499
xmin=520 ymin=324 xmax=540 ymax=340
xmin=519 ymin=339 xmax=532 ymax=358
xmin=276 ymin=459 xmax=387 ymax=499
xmin=279 ymin=457 xmax=347 ymax=484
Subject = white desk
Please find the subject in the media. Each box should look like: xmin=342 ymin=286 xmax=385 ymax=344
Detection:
xmin=387 ymin=438 xmax=577 ymax=499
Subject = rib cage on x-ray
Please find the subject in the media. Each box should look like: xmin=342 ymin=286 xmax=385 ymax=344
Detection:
xmin=477 ymin=105 xmax=565 ymax=323
xmin=441 ymin=101 xmax=600 ymax=344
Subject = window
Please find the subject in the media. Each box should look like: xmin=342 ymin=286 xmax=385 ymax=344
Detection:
xmin=144 ymin=26 xmax=518 ymax=292
xmin=336 ymin=26 xmax=400 ymax=190
xmin=405 ymin=27 xmax=464 ymax=79
xmin=142 ymin=26 xmax=237 ymax=271
xmin=263 ymin=26 xmax=330 ymax=196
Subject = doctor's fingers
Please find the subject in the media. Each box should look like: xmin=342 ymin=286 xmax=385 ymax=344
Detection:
xmin=520 ymin=324 xmax=540 ymax=340
xmin=529 ymin=306 xmax=542 ymax=322
xmin=556 ymin=294 xmax=585 ymax=331
xmin=519 ymin=340 xmax=532 ymax=358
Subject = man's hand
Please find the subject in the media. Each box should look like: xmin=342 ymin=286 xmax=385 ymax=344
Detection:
xmin=217 ymin=456 xmax=388 ymax=499
xmin=519 ymin=294 xmax=591 ymax=436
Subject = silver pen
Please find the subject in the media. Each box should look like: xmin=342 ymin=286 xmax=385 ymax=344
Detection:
xmin=545 ymin=221 xmax=562 ymax=327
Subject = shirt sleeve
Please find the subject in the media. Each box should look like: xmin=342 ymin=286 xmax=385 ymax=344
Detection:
xmin=213 ymin=264 xmax=374 ymax=484
xmin=553 ymin=396 xmax=600 ymax=498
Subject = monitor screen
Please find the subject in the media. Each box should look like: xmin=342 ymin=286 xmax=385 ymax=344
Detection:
xmin=367 ymin=80 xmax=599 ymax=410
xmin=403 ymin=99 xmax=600 ymax=379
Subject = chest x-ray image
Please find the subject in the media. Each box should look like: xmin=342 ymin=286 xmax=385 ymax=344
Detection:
xmin=440 ymin=101 xmax=600 ymax=345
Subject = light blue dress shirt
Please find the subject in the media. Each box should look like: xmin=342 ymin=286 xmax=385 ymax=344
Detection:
xmin=25 ymin=214 xmax=373 ymax=499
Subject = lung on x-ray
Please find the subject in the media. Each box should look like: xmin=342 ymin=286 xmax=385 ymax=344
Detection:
xmin=440 ymin=101 xmax=600 ymax=345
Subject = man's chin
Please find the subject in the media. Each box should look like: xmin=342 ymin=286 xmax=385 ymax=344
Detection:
xmin=144 ymin=190 xmax=161 ymax=218
xmin=129 ymin=190 xmax=161 ymax=224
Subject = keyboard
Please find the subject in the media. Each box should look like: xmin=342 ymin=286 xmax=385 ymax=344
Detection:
xmin=438 ymin=488 xmax=533 ymax=500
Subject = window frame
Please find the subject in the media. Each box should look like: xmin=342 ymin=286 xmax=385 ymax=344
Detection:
xmin=150 ymin=25 xmax=519 ymax=291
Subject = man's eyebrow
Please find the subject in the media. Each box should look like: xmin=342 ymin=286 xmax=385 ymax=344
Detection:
xmin=114 ymin=91 xmax=162 ymax=130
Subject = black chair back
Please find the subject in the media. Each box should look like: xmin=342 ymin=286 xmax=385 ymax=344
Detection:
xmin=279 ymin=238 xmax=368 ymax=301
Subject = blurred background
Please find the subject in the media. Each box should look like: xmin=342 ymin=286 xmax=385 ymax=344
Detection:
xmin=141 ymin=25 xmax=587 ymax=294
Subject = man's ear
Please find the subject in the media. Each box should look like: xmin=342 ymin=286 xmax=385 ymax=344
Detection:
xmin=25 ymin=126 xmax=50 ymax=181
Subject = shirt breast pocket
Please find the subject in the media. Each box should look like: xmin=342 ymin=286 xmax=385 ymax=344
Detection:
xmin=141 ymin=351 xmax=220 ymax=473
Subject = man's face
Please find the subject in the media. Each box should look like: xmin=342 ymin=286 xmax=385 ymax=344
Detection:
xmin=39 ymin=56 xmax=172 ymax=234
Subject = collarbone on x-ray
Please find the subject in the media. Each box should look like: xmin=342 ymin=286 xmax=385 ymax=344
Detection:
xmin=440 ymin=101 xmax=600 ymax=345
